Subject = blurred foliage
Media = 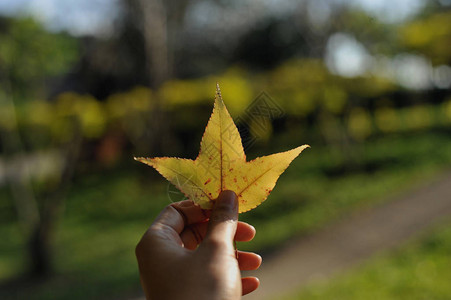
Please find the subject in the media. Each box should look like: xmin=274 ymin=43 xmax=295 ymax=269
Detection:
xmin=2 ymin=131 xmax=451 ymax=299
xmin=399 ymin=11 xmax=451 ymax=65
xmin=334 ymin=9 xmax=395 ymax=56
xmin=239 ymin=132 xmax=451 ymax=251
xmin=0 ymin=17 xmax=78 ymax=99
xmin=1 ymin=61 xmax=449 ymax=158
xmin=0 ymin=10 xmax=449 ymax=161
xmin=347 ymin=107 xmax=372 ymax=140
xmin=0 ymin=3 xmax=451 ymax=299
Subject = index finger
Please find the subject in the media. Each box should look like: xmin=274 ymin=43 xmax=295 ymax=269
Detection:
xmin=152 ymin=200 xmax=210 ymax=234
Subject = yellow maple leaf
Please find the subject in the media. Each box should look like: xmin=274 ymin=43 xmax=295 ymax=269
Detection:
xmin=135 ymin=84 xmax=309 ymax=213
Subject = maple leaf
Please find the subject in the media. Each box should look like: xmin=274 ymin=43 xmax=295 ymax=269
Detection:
xmin=135 ymin=84 xmax=309 ymax=213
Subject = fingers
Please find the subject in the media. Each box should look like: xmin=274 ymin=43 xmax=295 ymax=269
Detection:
xmin=180 ymin=221 xmax=256 ymax=249
xmin=242 ymin=277 xmax=260 ymax=295
xmin=180 ymin=221 xmax=208 ymax=250
xmin=235 ymin=222 xmax=256 ymax=242
xmin=237 ymin=251 xmax=262 ymax=271
xmin=181 ymin=226 xmax=261 ymax=265
xmin=152 ymin=200 xmax=209 ymax=234
xmin=160 ymin=192 xmax=255 ymax=252
xmin=204 ymin=190 xmax=238 ymax=250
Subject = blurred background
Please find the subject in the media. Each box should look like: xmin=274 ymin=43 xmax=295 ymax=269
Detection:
xmin=0 ymin=0 xmax=450 ymax=299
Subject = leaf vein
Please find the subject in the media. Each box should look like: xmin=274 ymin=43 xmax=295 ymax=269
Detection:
xmin=156 ymin=162 xmax=212 ymax=200
xmin=237 ymin=164 xmax=274 ymax=196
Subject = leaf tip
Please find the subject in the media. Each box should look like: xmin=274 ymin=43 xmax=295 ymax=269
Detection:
xmin=134 ymin=157 xmax=154 ymax=166
xmin=215 ymin=82 xmax=224 ymax=105
xmin=299 ymin=144 xmax=310 ymax=151
xmin=216 ymin=82 xmax=221 ymax=94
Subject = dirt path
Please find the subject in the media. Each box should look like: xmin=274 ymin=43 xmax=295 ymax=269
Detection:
xmin=244 ymin=170 xmax=451 ymax=300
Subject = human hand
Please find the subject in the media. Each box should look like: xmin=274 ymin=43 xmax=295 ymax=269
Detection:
xmin=136 ymin=190 xmax=261 ymax=300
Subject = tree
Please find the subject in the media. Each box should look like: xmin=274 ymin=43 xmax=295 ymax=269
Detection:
xmin=0 ymin=16 xmax=80 ymax=277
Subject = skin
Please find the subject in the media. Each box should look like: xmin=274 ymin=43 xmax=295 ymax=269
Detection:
xmin=136 ymin=190 xmax=262 ymax=300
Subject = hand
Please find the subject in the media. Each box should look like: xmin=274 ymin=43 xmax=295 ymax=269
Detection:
xmin=136 ymin=190 xmax=261 ymax=300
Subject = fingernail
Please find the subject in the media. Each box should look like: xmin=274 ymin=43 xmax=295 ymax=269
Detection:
xmin=217 ymin=190 xmax=237 ymax=209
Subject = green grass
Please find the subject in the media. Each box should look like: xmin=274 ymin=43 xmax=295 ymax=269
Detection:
xmin=239 ymin=131 xmax=451 ymax=251
xmin=281 ymin=219 xmax=451 ymax=300
xmin=0 ymin=172 xmax=169 ymax=299
xmin=1 ymin=131 xmax=451 ymax=299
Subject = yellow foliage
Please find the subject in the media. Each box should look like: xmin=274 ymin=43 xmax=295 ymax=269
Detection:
xmin=264 ymin=59 xmax=332 ymax=116
xmin=159 ymin=79 xmax=208 ymax=107
xmin=107 ymin=86 xmax=153 ymax=119
xmin=375 ymin=106 xmax=400 ymax=133
xmin=55 ymin=92 xmax=107 ymax=139
xmin=401 ymin=105 xmax=432 ymax=131
xmin=249 ymin=117 xmax=273 ymax=143
xmin=290 ymin=91 xmax=316 ymax=116
xmin=214 ymin=68 xmax=253 ymax=115
xmin=443 ymin=99 xmax=451 ymax=124
xmin=159 ymin=68 xmax=253 ymax=115
xmin=26 ymin=100 xmax=54 ymax=126
xmin=400 ymin=12 xmax=451 ymax=64
xmin=270 ymin=59 xmax=328 ymax=89
xmin=136 ymin=84 xmax=309 ymax=213
xmin=322 ymin=86 xmax=347 ymax=114
xmin=347 ymin=107 xmax=372 ymax=140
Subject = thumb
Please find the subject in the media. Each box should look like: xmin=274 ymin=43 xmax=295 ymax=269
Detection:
xmin=204 ymin=190 xmax=238 ymax=250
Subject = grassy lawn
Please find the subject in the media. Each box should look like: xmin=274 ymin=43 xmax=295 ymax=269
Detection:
xmin=239 ymin=131 xmax=451 ymax=251
xmin=1 ymin=131 xmax=450 ymax=299
xmin=282 ymin=218 xmax=451 ymax=300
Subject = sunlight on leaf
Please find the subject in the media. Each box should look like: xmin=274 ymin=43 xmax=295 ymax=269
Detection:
xmin=135 ymin=84 xmax=309 ymax=213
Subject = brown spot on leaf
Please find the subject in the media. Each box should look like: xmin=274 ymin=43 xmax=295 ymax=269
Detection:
xmin=204 ymin=178 xmax=212 ymax=185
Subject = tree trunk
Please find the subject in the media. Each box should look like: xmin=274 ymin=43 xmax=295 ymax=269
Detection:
xmin=127 ymin=0 xmax=172 ymax=155
xmin=27 ymin=122 xmax=83 ymax=277
xmin=28 ymin=223 xmax=53 ymax=277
